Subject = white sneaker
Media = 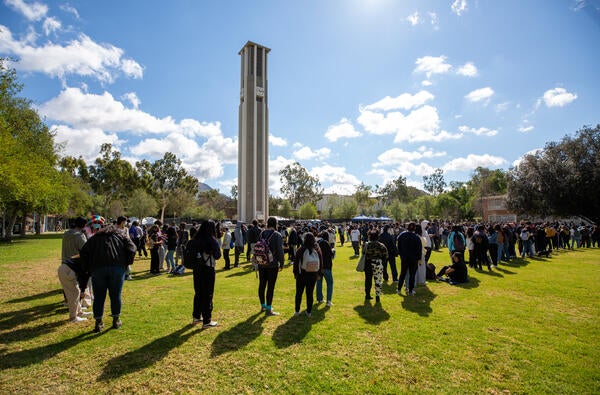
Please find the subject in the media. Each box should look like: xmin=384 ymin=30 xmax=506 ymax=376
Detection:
xmin=202 ymin=321 xmax=218 ymax=328
xmin=79 ymin=311 xmax=93 ymax=316
xmin=70 ymin=316 xmax=87 ymax=323
xmin=326 ymin=301 xmax=333 ymax=307
xmin=316 ymin=300 xmax=323 ymax=304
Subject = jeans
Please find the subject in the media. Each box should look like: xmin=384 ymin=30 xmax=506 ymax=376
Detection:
xmin=91 ymin=265 xmax=126 ymax=319
xmin=316 ymin=269 xmax=334 ymax=302
xmin=258 ymin=267 xmax=279 ymax=308
xmin=166 ymin=249 xmax=176 ymax=270
xmin=222 ymin=248 xmax=231 ymax=269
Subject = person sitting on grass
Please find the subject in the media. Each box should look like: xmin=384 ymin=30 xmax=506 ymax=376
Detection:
xmin=436 ymin=251 xmax=468 ymax=285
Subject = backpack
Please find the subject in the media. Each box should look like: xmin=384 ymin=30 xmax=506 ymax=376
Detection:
xmin=453 ymin=232 xmax=465 ymax=252
xmin=183 ymin=242 xmax=204 ymax=270
xmin=301 ymin=248 xmax=320 ymax=273
xmin=252 ymin=232 xmax=274 ymax=267
xmin=426 ymin=263 xmax=437 ymax=280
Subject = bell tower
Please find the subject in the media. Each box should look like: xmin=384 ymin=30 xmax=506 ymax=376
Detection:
xmin=238 ymin=41 xmax=270 ymax=223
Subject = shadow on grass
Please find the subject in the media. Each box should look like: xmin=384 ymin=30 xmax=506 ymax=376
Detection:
xmin=0 ymin=330 xmax=97 ymax=369
xmin=224 ymin=268 xmax=256 ymax=278
xmin=6 ymin=288 xmax=63 ymax=303
xmin=502 ymin=257 xmax=530 ymax=268
xmin=272 ymin=305 xmax=326 ymax=349
xmin=0 ymin=301 xmax=64 ymax=332
xmin=211 ymin=312 xmax=266 ymax=357
xmin=0 ymin=320 xmax=64 ymax=344
xmin=97 ymin=324 xmax=198 ymax=381
xmin=354 ymin=300 xmax=390 ymax=325
xmin=473 ymin=268 xmax=504 ymax=277
xmin=493 ymin=266 xmax=516 ymax=275
xmin=400 ymin=286 xmax=436 ymax=317
xmin=456 ymin=276 xmax=480 ymax=289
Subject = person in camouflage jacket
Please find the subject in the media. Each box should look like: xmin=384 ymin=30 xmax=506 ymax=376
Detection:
xmin=363 ymin=230 xmax=388 ymax=303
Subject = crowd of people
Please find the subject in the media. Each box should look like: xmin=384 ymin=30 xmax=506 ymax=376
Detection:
xmin=57 ymin=214 xmax=598 ymax=332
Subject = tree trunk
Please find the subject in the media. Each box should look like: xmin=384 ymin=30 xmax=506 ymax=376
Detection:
xmin=20 ymin=215 xmax=27 ymax=237
xmin=35 ymin=213 xmax=43 ymax=235
xmin=6 ymin=212 xmax=18 ymax=241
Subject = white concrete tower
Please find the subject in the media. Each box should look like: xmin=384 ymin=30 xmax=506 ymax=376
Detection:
xmin=238 ymin=41 xmax=270 ymax=223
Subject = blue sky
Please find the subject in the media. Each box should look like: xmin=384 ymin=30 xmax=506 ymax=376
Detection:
xmin=1 ymin=0 xmax=599 ymax=196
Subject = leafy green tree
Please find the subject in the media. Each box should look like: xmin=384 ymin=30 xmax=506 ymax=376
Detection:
xmin=376 ymin=175 xmax=409 ymax=204
xmin=434 ymin=192 xmax=460 ymax=219
xmin=0 ymin=60 xmax=67 ymax=238
xmin=298 ymin=202 xmax=318 ymax=219
xmin=332 ymin=199 xmax=358 ymax=219
xmin=150 ymin=152 xmax=199 ymax=222
xmin=353 ymin=182 xmax=373 ymax=214
xmin=507 ymin=125 xmax=600 ymax=222
xmin=447 ymin=181 xmax=475 ymax=220
xmin=126 ymin=188 xmax=158 ymax=220
xmin=279 ymin=199 xmax=293 ymax=219
xmin=279 ymin=162 xmax=323 ymax=208
xmin=412 ymin=195 xmax=435 ymax=220
xmin=423 ymin=168 xmax=446 ymax=197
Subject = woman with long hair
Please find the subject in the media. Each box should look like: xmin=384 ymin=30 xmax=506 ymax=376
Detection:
xmin=293 ymin=232 xmax=322 ymax=317
xmin=187 ymin=220 xmax=221 ymax=328
xmin=148 ymin=224 xmax=162 ymax=274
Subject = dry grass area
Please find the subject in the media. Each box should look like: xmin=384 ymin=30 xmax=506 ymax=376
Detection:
xmin=1 ymin=234 xmax=599 ymax=394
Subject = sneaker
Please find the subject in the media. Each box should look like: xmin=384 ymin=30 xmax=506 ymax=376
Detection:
xmin=125 ymin=275 xmax=133 ymax=280
xmin=260 ymin=306 xmax=267 ymax=312
xmin=392 ymin=280 xmax=399 ymax=284
xmin=79 ymin=311 xmax=93 ymax=316
xmin=326 ymin=301 xmax=333 ymax=307
xmin=70 ymin=316 xmax=87 ymax=323
xmin=409 ymin=290 xmax=416 ymax=296
xmin=192 ymin=318 xmax=202 ymax=325
xmin=396 ymin=289 xmax=401 ymax=295
xmin=112 ymin=318 xmax=122 ymax=329
xmin=305 ymin=311 xmax=312 ymax=318
xmin=266 ymin=310 xmax=280 ymax=316
xmin=202 ymin=321 xmax=218 ymax=328
xmin=93 ymin=320 xmax=104 ymax=332
xmin=316 ymin=300 xmax=324 ymax=304
xmin=294 ymin=311 xmax=300 ymax=317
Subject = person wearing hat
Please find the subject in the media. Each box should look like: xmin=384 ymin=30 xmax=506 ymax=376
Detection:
xmin=80 ymin=217 xmax=137 ymax=332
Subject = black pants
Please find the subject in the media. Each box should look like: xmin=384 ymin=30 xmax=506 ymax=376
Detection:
xmin=288 ymin=244 xmax=296 ymax=262
xmin=383 ymin=255 xmax=398 ymax=282
xmin=193 ymin=264 xmax=215 ymax=324
xmin=295 ymin=271 xmax=318 ymax=313
xmin=489 ymin=244 xmax=498 ymax=265
xmin=398 ymin=258 xmax=418 ymax=292
xmin=234 ymin=246 xmax=244 ymax=266
xmin=352 ymin=241 xmax=360 ymax=255
xmin=223 ymin=248 xmax=231 ymax=269
xmin=150 ymin=247 xmax=160 ymax=273
xmin=258 ymin=267 xmax=279 ymax=308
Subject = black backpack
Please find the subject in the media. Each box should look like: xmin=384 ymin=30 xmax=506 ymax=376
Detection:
xmin=183 ymin=241 xmax=201 ymax=270
xmin=453 ymin=232 xmax=465 ymax=252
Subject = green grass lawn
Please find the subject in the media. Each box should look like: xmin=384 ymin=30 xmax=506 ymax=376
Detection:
xmin=1 ymin=233 xmax=599 ymax=394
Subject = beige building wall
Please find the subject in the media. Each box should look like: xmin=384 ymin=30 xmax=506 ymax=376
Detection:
xmin=238 ymin=41 xmax=270 ymax=223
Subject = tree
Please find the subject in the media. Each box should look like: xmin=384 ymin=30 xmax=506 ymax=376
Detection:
xmin=279 ymin=199 xmax=292 ymax=219
xmin=279 ymin=162 xmax=323 ymax=208
xmin=434 ymin=192 xmax=460 ymax=219
xmin=298 ymin=202 xmax=318 ymax=219
xmin=468 ymin=167 xmax=507 ymax=218
xmin=376 ymin=175 xmax=409 ymax=204
xmin=126 ymin=188 xmax=158 ymax=220
xmin=149 ymin=152 xmax=199 ymax=223
xmin=423 ymin=168 xmax=446 ymax=197
xmin=332 ymin=199 xmax=358 ymax=219
xmin=507 ymin=125 xmax=600 ymax=222
xmin=88 ymin=143 xmax=138 ymax=213
xmin=447 ymin=181 xmax=475 ymax=220
xmin=353 ymin=183 xmax=373 ymax=214
xmin=0 ymin=59 xmax=67 ymax=238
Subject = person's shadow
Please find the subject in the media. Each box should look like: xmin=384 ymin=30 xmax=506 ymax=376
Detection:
xmin=272 ymin=305 xmax=326 ymax=349
xmin=0 ymin=301 xmax=65 ymax=332
xmin=211 ymin=312 xmax=266 ymax=357
xmin=97 ymin=324 xmax=198 ymax=381
xmin=354 ymin=300 xmax=391 ymax=325
xmin=400 ymin=286 xmax=436 ymax=317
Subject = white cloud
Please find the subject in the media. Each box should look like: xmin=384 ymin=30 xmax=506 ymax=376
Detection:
xmin=60 ymin=4 xmax=80 ymax=19
xmin=414 ymin=55 xmax=452 ymax=78
xmin=293 ymin=146 xmax=331 ymax=161
xmin=370 ymin=162 xmax=436 ymax=181
xmin=518 ymin=125 xmax=534 ymax=133
xmin=363 ymin=90 xmax=434 ymax=112
xmin=456 ymin=62 xmax=478 ymax=77
xmin=312 ymin=165 xmax=361 ymax=196
xmin=465 ymin=87 xmax=494 ymax=103
xmin=421 ymin=80 xmax=432 ymax=87
xmin=42 ymin=17 xmax=61 ymax=36
xmin=495 ymin=101 xmax=510 ymax=112
xmin=5 ymin=0 xmax=47 ymax=21
xmin=122 ymin=92 xmax=140 ymax=109
xmin=542 ymin=87 xmax=577 ymax=107
xmin=53 ymin=124 xmax=121 ymax=162
xmin=269 ymin=155 xmax=296 ymax=195
xmin=373 ymin=147 xmax=446 ymax=167
xmin=451 ymin=0 xmax=468 ymax=16
xmin=429 ymin=12 xmax=439 ymax=30
xmin=358 ymin=104 xmax=462 ymax=143
xmin=0 ymin=26 xmax=143 ymax=83
xmin=324 ymin=118 xmax=362 ymax=142
xmin=512 ymin=148 xmax=542 ymax=167
xmin=406 ymin=11 xmax=421 ymax=26
xmin=269 ymin=134 xmax=288 ymax=147
xmin=458 ymin=125 xmax=498 ymax=137
xmin=39 ymin=88 xmax=221 ymax=138
xmin=443 ymin=154 xmax=506 ymax=172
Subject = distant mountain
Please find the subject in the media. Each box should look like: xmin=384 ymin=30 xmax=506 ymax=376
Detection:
xmin=198 ymin=182 xmax=212 ymax=192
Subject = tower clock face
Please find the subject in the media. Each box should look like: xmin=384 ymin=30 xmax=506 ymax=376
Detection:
xmin=256 ymin=87 xmax=264 ymax=98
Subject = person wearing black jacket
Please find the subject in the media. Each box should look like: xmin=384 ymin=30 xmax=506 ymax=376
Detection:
xmin=316 ymin=231 xmax=334 ymax=307
xmin=378 ymin=225 xmax=398 ymax=283
xmin=257 ymin=217 xmax=285 ymax=316
xmin=80 ymin=223 xmax=136 ymax=332
xmin=396 ymin=222 xmax=422 ymax=296
xmin=188 ymin=220 xmax=221 ymax=328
